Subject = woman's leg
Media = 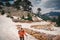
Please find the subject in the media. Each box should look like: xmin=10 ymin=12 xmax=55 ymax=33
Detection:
xmin=20 ymin=37 xmax=22 ymax=40
xmin=22 ymin=37 xmax=24 ymax=40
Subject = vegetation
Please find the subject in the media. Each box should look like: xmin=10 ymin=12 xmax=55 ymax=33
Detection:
xmin=5 ymin=1 xmax=11 ymax=7
xmin=37 ymin=8 xmax=41 ymax=12
xmin=0 ymin=2 xmax=3 ymax=6
xmin=56 ymin=16 xmax=60 ymax=26
xmin=27 ymin=13 xmax=32 ymax=21
xmin=42 ymin=15 xmax=60 ymax=27
xmin=13 ymin=0 xmax=32 ymax=11
xmin=21 ymin=13 xmax=32 ymax=21
xmin=36 ymin=8 xmax=41 ymax=18
xmin=41 ymin=15 xmax=51 ymax=21
xmin=0 ymin=2 xmax=3 ymax=12
xmin=1 ymin=10 xmax=5 ymax=15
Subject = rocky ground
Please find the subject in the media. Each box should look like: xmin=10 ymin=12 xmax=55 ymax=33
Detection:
xmin=0 ymin=14 xmax=60 ymax=40
xmin=24 ymin=28 xmax=60 ymax=40
xmin=0 ymin=15 xmax=37 ymax=40
xmin=15 ymin=20 xmax=60 ymax=40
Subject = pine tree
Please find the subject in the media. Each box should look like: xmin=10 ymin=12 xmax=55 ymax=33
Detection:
xmin=0 ymin=2 xmax=3 ymax=11
xmin=0 ymin=6 xmax=2 ymax=10
xmin=0 ymin=2 xmax=3 ymax=5
xmin=57 ymin=16 xmax=60 ymax=26
xmin=13 ymin=0 xmax=32 ymax=11
xmin=37 ymin=8 xmax=41 ymax=17
xmin=5 ymin=1 xmax=11 ymax=7
xmin=1 ymin=10 xmax=5 ymax=15
xmin=37 ymin=8 xmax=41 ymax=12
xmin=13 ymin=0 xmax=21 ymax=10
xmin=27 ymin=13 xmax=32 ymax=21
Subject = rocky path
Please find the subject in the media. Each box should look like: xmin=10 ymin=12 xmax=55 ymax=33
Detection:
xmin=0 ymin=15 xmax=60 ymax=40
xmin=0 ymin=15 xmax=37 ymax=40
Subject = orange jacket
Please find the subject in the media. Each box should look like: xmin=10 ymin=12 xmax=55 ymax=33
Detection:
xmin=18 ymin=30 xmax=26 ymax=37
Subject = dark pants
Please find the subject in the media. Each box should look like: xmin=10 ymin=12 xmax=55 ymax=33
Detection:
xmin=20 ymin=37 xmax=24 ymax=40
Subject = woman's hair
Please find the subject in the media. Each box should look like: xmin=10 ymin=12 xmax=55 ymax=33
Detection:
xmin=21 ymin=28 xmax=23 ymax=30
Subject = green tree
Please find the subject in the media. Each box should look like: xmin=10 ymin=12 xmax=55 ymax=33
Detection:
xmin=22 ymin=0 xmax=32 ymax=11
xmin=51 ymin=17 xmax=57 ymax=22
xmin=37 ymin=8 xmax=41 ymax=12
xmin=1 ymin=10 xmax=5 ymax=15
xmin=0 ymin=6 xmax=2 ymax=9
xmin=5 ymin=2 xmax=11 ymax=7
xmin=13 ymin=0 xmax=21 ymax=10
xmin=13 ymin=0 xmax=32 ymax=11
xmin=0 ymin=2 xmax=3 ymax=11
xmin=0 ymin=1 xmax=3 ymax=5
xmin=27 ymin=13 xmax=32 ymax=21
xmin=56 ymin=16 xmax=60 ymax=26
xmin=37 ymin=8 xmax=41 ymax=18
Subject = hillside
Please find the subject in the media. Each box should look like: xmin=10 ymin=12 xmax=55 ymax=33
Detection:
xmin=43 ymin=12 xmax=60 ymax=16
xmin=0 ymin=15 xmax=37 ymax=40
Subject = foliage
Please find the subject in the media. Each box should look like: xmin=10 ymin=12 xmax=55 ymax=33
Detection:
xmin=5 ymin=2 xmax=11 ymax=7
xmin=1 ymin=10 xmax=5 ymax=15
xmin=41 ymin=15 xmax=51 ymax=21
xmin=27 ymin=13 xmax=32 ymax=21
xmin=0 ymin=2 xmax=3 ymax=5
xmin=37 ymin=8 xmax=41 ymax=11
xmin=13 ymin=0 xmax=32 ymax=11
xmin=36 ymin=8 xmax=41 ymax=18
xmin=21 ymin=13 xmax=32 ymax=21
xmin=56 ymin=16 xmax=60 ymax=26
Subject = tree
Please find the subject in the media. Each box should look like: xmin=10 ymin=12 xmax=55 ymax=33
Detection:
xmin=0 ymin=2 xmax=3 ymax=5
xmin=13 ymin=0 xmax=21 ymax=10
xmin=27 ymin=13 xmax=32 ymax=21
xmin=5 ymin=1 xmax=11 ymax=7
xmin=51 ymin=17 xmax=57 ymax=22
xmin=1 ymin=10 xmax=5 ymax=15
xmin=56 ymin=16 xmax=60 ymax=26
xmin=37 ymin=8 xmax=41 ymax=18
xmin=37 ymin=8 xmax=41 ymax=12
xmin=22 ymin=0 xmax=32 ymax=11
xmin=0 ymin=6 xmax=2 ymax=10
xmin=13 ymin=0 xmax=32 ymax=11
xmin=0 ymin=2 xmax=3 ymax=10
